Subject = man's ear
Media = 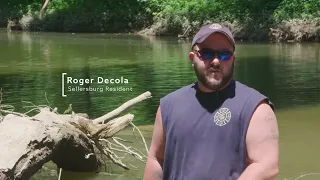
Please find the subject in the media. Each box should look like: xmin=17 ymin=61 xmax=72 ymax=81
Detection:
xmin=189 ymin=52 xmax=194 ymax=64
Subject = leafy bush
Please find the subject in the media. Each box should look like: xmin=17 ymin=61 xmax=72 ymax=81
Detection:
xmin=273 ymin=0 xmax=320 ymax=22
xmin=2 ymin=0 xmax=320 ymax=41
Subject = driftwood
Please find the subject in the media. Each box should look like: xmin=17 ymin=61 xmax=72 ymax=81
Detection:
xmin=0 ymin=91 xmax=152 ymax=180
xmin=178 ymin=26 xmax=191 ymax=39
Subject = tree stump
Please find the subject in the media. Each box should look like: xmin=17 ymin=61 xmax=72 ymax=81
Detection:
xmin=0 ymin=91 xmax=152 ymax=180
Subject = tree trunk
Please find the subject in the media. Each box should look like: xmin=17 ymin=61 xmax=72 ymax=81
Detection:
xmin=0 ymin=91 xmax=151 ymax=180
xmin=39 ymin=0 xmax=50 ymax=19
xmin=0 ymin=111 xmax=100 ymax=180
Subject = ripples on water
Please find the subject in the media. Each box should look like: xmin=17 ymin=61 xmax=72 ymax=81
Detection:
xmin=0 ymin=31 xmax=319 ymax=180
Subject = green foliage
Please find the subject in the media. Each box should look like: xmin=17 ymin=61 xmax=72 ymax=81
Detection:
xmin=273 ymin=0 xmax=320 ymax=22
xmin=1 ymin=0 xmax=319 ymax=41
xmin=141 ymin=0 xmax=319 ymax=40
xmin=1 ymin=0 xmax=153 ymax=32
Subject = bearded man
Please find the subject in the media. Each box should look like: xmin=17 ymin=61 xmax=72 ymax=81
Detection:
xmin=143 ymin=23 xmax=279 ymax=180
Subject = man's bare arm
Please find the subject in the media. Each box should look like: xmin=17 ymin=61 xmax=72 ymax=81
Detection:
xmin=143 ymin=106 xmax=166 ymax=180
xmin=238 ymin=101 xmax=279 ymax=180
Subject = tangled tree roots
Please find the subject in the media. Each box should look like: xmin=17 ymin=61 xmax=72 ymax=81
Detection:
xmin=0 ymin=91 xmax=152 ymax=180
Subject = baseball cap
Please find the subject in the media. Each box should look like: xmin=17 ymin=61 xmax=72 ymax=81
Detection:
xmin=191 ymin=23 xmax=235 ymax=50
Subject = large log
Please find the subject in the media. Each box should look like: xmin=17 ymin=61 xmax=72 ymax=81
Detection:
xmin=0 ymin=91 xmax=152 ymax=180
xmin=0 ymin=111 xmax=99 ymax=180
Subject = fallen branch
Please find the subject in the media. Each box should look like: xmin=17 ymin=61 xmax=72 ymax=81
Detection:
xmin=0 ymin=107 xmax=26 ymax=117
xmin=131 ymin=122 xmax=149 ymax=154
xmin=0 ymin=91 xmax=152 ymax=179
xmin=94 ymin=91 xmax=152 ymax=124
xmin=94 ymin=139 xmax=129 ymax=170
xmin=112 ymin=137 xmax=145 ymax=163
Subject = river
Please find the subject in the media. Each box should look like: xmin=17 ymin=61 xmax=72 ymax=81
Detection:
xmin=0 ymin=30 xmax=319 ymax=180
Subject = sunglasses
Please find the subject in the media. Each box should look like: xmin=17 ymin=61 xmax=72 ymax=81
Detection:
xmin=194 ymin=48 xmax=233 ymax=61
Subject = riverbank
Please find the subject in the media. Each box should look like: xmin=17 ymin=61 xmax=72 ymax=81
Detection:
xmin=138 ymin=18 xmax=320 ymax=43
xmin=4 ymin=13 xmax=320 ymax=43
xmin=2 ymin=0 xmax=320 ymax=43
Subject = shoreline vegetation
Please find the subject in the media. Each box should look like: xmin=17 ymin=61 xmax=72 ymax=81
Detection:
xmin=1 ymin=0 xmax=320 ymax=42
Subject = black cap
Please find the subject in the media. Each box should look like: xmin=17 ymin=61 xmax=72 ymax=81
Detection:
xmin=191 ymin=23 xmax=235 ymax=50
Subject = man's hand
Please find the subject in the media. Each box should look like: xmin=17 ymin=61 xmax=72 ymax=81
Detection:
xmin=238 ymin=101 xmax=279 ymax=180
xmin=143 ymin=106 xmax=166 ymax=180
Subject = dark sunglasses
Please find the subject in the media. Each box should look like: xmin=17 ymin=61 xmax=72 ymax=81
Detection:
xmin=194 ymin=48 xmax=233 ymax=61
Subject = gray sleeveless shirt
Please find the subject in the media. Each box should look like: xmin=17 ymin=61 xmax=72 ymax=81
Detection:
xmin=160 ymin=80 xmax=274 ymax=180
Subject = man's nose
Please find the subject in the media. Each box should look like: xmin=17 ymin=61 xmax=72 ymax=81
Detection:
xmin=210 ymin=57 xmax=220 ymax=65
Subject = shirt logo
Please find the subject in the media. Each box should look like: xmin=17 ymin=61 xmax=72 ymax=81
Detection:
xmin=213 ymin=107 xmax=231 ymax=126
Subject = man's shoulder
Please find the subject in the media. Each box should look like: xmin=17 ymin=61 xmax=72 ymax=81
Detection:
xmin=234 ymin=80 xmax=274 ymax=109
xmin=234 ymin=80 xmax=264 ymax=96
xmin=160 ymin=83 xmax=195 ymax=101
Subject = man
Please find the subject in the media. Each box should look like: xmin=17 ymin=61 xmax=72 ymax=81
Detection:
xmin=143 ymin=23 xmax=279 ymax=180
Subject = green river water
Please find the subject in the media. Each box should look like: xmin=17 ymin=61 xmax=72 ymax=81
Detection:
xmin=0 ymin=30 xmax=319 ymax=180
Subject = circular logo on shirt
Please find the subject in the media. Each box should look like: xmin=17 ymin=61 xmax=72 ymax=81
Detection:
xmin=213 ymin=107 xmax=231 ymax=126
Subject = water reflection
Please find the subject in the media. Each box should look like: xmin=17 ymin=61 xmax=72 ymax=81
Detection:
xmin=0 ymin=31 xmax=320 ymax=180
xmin=1 ymin=32 xmax=320 ymax=117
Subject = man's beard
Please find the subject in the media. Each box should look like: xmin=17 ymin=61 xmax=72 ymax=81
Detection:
xmin=194 ymin=62 xmax=234 ymax=91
